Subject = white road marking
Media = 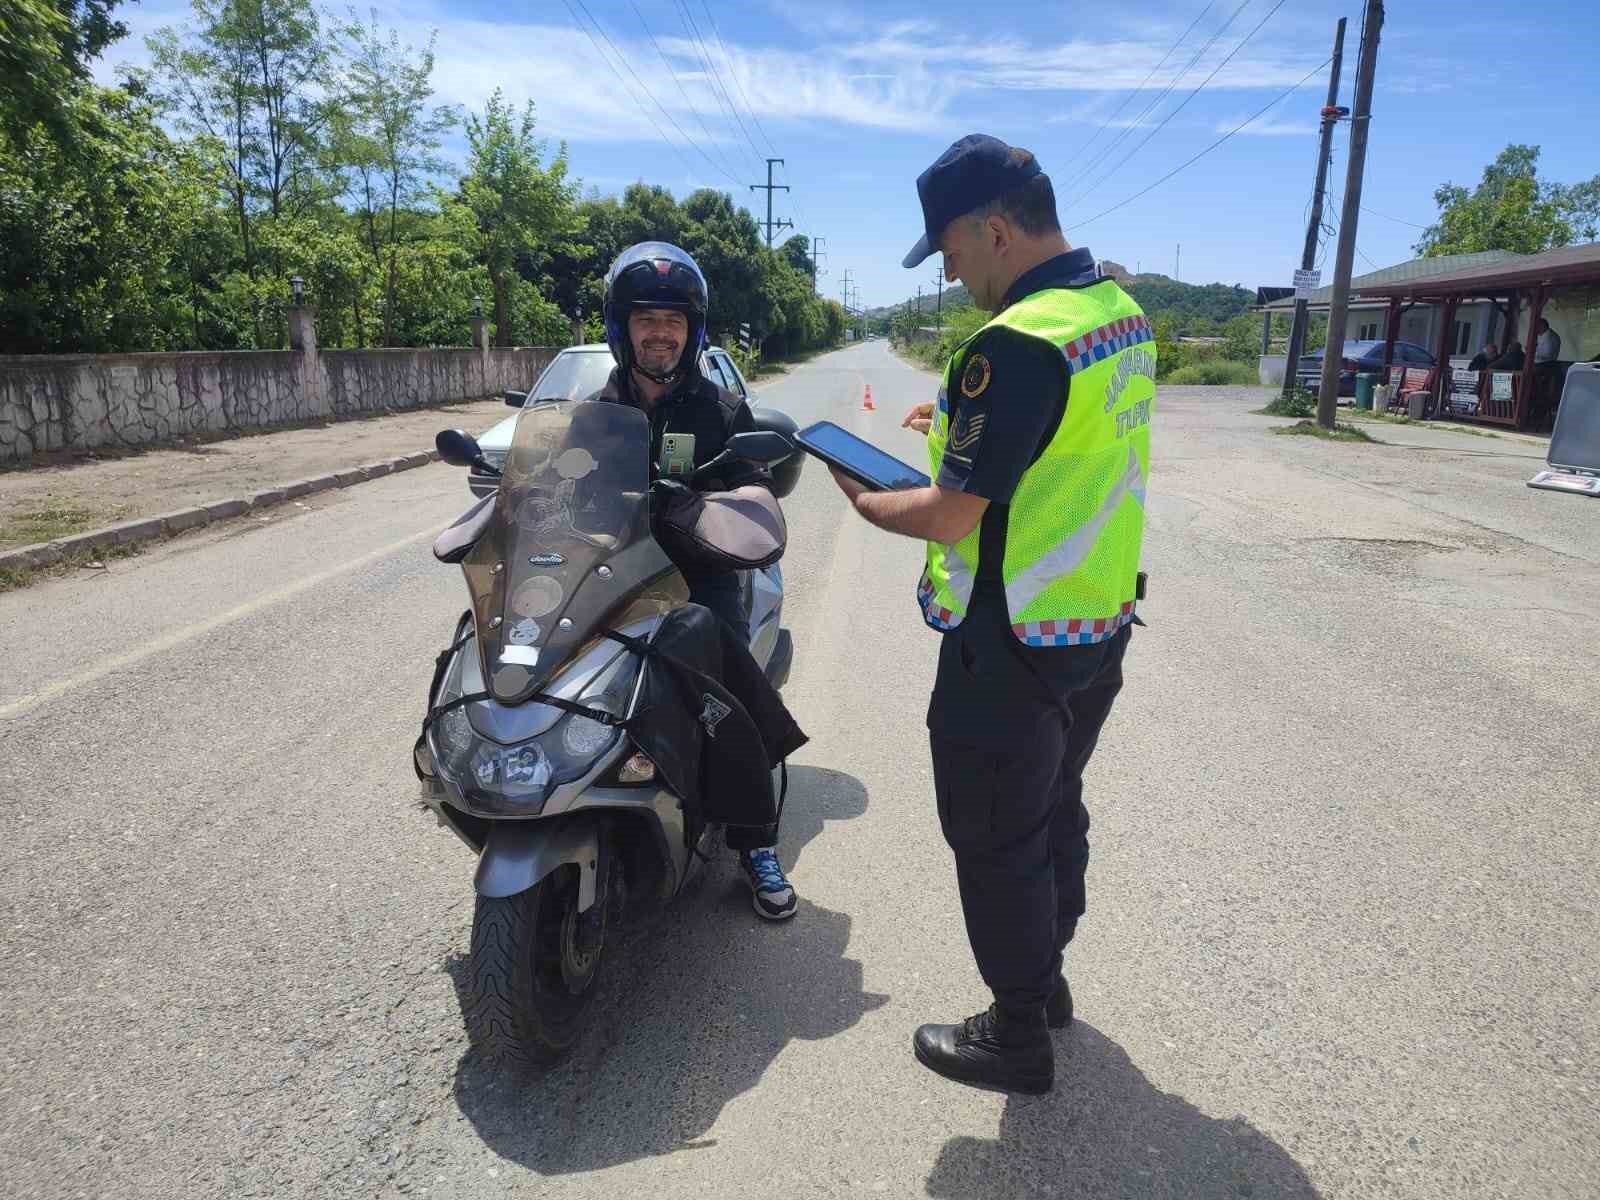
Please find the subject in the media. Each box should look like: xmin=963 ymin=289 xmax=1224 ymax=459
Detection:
xmin=0 ymin=526 xmax=439 ymax=722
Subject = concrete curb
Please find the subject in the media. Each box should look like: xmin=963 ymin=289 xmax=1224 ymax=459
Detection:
xmin=0 ymin=447 xmax=444 ymax=578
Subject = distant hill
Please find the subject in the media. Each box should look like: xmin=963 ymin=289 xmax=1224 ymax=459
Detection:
xmin=870 ymin=273 xmax=1252 ymax=336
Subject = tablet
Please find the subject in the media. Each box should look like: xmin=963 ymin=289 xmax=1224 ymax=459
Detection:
xmin=795 ymin=420 xmax=930 ymax=492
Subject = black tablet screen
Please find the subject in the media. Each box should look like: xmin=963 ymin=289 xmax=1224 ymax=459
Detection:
xmin=796 ymin=421 xmax=931 ymax=491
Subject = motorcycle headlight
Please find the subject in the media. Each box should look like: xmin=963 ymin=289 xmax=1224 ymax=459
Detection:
xmin=428 ymin=638 xmax=634 ymax=810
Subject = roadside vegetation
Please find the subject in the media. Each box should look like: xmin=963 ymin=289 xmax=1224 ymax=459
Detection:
xmin=1272 ymin=421 xmax=1377 ymax=443
xmin=891 ymin=293 xmax=1293 ymax=386
xmin=0 ymin=0 xmax=845 ymax=362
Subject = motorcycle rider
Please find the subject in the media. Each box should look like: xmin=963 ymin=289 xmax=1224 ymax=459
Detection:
xmin=586 ymin=240 xmax=798 ymax=922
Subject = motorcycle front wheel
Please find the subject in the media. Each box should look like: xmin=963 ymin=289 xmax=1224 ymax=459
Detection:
xmin=465 ymin=865 xmax=609 ymax=1068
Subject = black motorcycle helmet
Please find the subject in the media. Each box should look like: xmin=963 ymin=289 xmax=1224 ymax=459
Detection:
xmin=603 ymin=241 xmax=709 ymax=386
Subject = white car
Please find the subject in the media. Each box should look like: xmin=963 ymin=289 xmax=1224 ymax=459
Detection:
xmin=469 ymin=343 xmax=759 ymax=497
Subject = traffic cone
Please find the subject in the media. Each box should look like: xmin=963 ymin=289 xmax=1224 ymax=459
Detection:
xmin=862 ymin=384 xmax=875 ymax=411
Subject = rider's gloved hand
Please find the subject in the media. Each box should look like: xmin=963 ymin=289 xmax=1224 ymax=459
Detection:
xmin=650 ymin=476 xmax=695 ymax=505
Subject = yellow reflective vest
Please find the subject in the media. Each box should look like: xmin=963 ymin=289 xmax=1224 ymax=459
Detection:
xmin=919 ymin=280 xmax=1155 ymax=645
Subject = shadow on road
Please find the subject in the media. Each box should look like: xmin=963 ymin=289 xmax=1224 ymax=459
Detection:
xmin=446 ymin=765 xmax=887 ymax=1175
xmin=925 ymin=1023 xmax=1321 ymax=1199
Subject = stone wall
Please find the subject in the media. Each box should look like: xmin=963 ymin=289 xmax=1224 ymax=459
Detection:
xmin=0 ymin=341 xmax=556 ymax=462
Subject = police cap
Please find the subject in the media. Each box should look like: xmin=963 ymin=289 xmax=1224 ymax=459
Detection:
xmin=902 ymin=134 xmax=1043 ymax=268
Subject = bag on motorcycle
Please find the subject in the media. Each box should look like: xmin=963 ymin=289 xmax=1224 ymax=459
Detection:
xmin=617 ymin=604 xmax=807 ymax=829
xmin=650 ymin=482 xmax=786 ymax=573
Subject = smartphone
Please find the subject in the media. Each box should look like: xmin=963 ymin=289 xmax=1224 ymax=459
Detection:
xmin=659 ymin=432 xmax=696 ymax=477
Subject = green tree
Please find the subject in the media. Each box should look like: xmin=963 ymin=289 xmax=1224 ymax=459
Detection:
xmin=0 ymin=86 xmax=232 ymax=352
xmin=0 ymin=0 xmax=128 ymax=147
xmin=144 ymin=0 xmax=339 ymax=277
xmin=336 ymin=12 xmax=455 ymax=345
xmin=1417 ymin=144 xmax=1600 ymax=257
xmin=452 ymin=90 xmax=576 ymax=345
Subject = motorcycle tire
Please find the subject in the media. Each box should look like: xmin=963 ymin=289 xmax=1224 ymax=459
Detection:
xmin=465 ymin=864 xmax=609 ymax=1068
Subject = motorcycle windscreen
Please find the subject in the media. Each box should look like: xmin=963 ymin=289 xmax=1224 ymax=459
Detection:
xmin=462 ymin=399 xmax=659 ymax=703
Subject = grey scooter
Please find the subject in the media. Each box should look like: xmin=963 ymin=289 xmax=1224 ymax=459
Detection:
xmin=414 ymin=398 xmax=800 ymax=1067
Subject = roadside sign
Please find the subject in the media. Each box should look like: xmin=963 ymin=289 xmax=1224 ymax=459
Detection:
xmin=738 ymin=322 xmax=752 ymax=353
xmin=1491 ymin=373 xmax=1514 ymax=401
xmin=1293 ymin=269 xmax=1321 ymax=300
xmin=1449 ymin=369 xmax=1480 ymax=415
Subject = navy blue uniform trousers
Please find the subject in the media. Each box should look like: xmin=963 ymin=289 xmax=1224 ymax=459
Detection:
xmin=930 ymin=623 xmax=1130 ymax=1016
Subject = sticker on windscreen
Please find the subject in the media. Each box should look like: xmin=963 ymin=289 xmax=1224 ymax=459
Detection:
xmin=512 ymin=575 xmax=564 ymax=618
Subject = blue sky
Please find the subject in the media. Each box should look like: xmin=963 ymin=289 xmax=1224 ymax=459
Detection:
xmin=99 ymin=0 xmax=1598 ymax=308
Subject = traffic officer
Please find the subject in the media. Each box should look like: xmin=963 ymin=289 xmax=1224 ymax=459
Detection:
xmin=827 ymin=134 xmax=1155 ymax=1093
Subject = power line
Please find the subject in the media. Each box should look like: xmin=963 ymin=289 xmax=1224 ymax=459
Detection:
xmin=1063 ymin=0 xmax=1257 ymax=210
xmin=673 ymin=0 xmax=764 ymax=172
xmin=1362 ymin=205 xmax=1428 ymax=229
xmin=699 ymin=0 xmax=779 ymax=157
xmin=563 ymin=0 xmax=731 ymax=186
xmin=1075 ymin=1 xmax=1218 ymax=163
xmin=1065 ymin=55 xmax=1333 ymax=233
xmin=627 ymin=0 xmax=746 ymax=186
xmin=1066 ymin=0 xmax=1293 ymax=215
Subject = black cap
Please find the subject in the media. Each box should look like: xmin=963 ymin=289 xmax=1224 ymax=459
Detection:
xmin=903 ymin=134 xmax=1043 ymax=268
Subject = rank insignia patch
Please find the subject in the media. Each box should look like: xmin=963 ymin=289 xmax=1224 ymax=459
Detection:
xmin=960 ymin=352 xmax=991 ymax=399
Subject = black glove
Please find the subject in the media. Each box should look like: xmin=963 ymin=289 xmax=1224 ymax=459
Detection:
xmin=650 ymin=476 xmax=695 ymax=506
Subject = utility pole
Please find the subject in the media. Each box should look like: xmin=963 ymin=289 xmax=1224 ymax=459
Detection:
xmin=810 ymin=235 xmax=826 ymax=291
xmin=932 ymin=266 xmax=944 ymax=330
xmin=1281 ymin=17 xmax=1348 ymax=400
xmin=749 ymin=158 xmax=793 ymax=249
xmin=1175 ymin=244 xmax=1181 ymax=282
xmin=1318 ymin=0 xmax=1383 ymax=430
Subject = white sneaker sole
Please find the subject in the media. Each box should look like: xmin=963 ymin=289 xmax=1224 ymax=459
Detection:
xmin=751 ymin=891 xmax=798 ymax=920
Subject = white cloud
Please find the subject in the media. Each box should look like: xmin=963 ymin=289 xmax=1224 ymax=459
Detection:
xmin=1217 ymin=117 xmax=1316 ymax=136
xmin=92 ymin=0 xmax=1333 ymax=155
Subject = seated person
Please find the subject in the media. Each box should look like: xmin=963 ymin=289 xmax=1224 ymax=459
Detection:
xmin=1489 ymin=341 xmax=1525 ymax=371
xmin=585 ymin=240 xmax=799 ymax=922
xmin=1467 ymin=342 xmax=1498 ymax=371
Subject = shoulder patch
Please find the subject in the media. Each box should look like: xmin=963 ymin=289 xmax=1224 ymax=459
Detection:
xmin=960 ymin=352 xmax=991 ymax=399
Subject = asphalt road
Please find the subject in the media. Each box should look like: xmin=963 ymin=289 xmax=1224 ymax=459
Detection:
xmin=2 ymin=341 xmax=1598 ymax=1200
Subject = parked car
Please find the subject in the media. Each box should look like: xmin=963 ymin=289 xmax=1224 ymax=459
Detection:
xmin=1294 ymin=339 xmax=1435 ymax=398
xmin=468 ymin=343 xmax=759 ymax=497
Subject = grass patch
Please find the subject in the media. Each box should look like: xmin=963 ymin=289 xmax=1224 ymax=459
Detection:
xmin=1349 ymin=409 xmax=1502 ymax=439
xmin=1253 ymin=390 xmax=1316 ymax=418
xmin=1163 ymin=360 xmax=1261 ymax=386
xmin=1271 ymin=420 xmax=1378 ymax=443
xmin=0 ymin=502 xmax=131 ymax=552
xmin=0 ymin=539 xmax=143 ymax=594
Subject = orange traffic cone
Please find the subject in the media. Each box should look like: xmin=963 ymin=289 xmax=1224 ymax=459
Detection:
xmin=862 ymin=384 xmax=876 ymax=411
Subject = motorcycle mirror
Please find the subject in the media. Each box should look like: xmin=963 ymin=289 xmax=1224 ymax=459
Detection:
xmin=724 ymin=430 xmax=794 ymax=464
xmin=435 ymin=428 xmax=482 ymax=468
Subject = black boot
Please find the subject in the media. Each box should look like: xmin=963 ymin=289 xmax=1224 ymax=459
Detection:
xmin=1046 ymin=975 xmax=1073 ymax=1030
xmin=912 ymin=1005 xmax=1053 ymax=1094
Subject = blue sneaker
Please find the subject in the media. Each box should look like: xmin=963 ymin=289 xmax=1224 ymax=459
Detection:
xmin=739 ymin=847 xmax=797 ymax=920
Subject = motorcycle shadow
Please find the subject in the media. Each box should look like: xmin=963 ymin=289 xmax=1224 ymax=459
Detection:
xmin=925 ymin=1023 xmax=1323 ymax=1200
xmin=445 ymin=764 xmax=888 ymax=1175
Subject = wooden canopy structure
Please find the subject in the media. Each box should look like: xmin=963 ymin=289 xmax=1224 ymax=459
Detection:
xmin=1355 ymin=243 xmax=1600 ymax=428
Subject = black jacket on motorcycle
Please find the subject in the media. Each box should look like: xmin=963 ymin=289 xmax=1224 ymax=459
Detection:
xmin=611 ymin=603 xmax=807 ymax=831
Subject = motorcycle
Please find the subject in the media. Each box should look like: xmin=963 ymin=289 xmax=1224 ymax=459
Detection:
xmin=414 ymin=397 xmax=802 ymax=1067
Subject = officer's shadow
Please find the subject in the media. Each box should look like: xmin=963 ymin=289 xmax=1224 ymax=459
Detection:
xmin=926 ymin=1023 xmax=1322 ymax=1199
xmin=447 ymin=765 xmax=886 ymax=1176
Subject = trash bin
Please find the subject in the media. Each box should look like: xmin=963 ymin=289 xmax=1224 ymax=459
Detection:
xmin=1355 ymin=372 xmax=1378 ymax=410
xmin=1407 ymin=388 xmax=1426 ymax=420
xmin=1373 ymin=384 xmax=1391 ymax=412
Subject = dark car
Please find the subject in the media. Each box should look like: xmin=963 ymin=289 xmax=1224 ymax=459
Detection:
xmin=1294 ymin=339 xmax=1435 ymax=398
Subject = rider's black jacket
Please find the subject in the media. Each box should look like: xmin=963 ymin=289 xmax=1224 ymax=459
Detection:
xmin=589 ymin=366 xmax=770 ymax=493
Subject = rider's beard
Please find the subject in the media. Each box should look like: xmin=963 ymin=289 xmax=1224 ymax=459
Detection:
xmin=636 ymin=339 xmax=680 ymax=373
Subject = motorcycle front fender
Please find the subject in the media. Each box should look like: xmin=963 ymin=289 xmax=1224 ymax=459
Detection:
xmin=473 ymin=816 xmax=600 ymax=909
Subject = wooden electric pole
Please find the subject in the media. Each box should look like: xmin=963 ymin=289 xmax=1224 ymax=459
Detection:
xmin=1282 ymin=18 xmax=1347 ymax=400
xmin=1318 ymin=0 xmax=1384 ymax=430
